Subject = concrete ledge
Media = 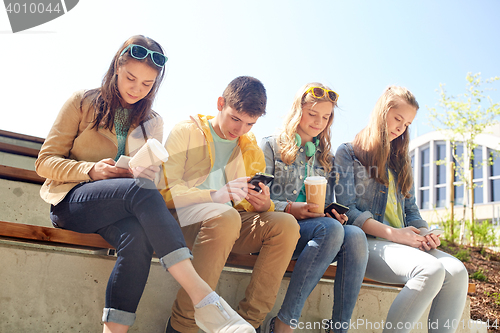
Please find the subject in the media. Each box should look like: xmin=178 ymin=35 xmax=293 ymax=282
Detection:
xmin=0 ymin=239 xmax=472 ymax=333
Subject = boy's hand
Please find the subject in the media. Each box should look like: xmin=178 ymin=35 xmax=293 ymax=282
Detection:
xmin=246 ymin=182 xmax=271 ymax=212
xmin=211 ymin=177 xmax=250 ymax=204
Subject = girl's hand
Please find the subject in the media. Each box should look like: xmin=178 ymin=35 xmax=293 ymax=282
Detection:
xmin=325 ymin=209 xmax=348 ymax=224
xmin=390 ymin=226 xmax=427 ymax=248
xmin=211 ymin=177 xmax=250 ymax=204
xmin=246 ymin=182 xmax=271 ymax=212
xmin=132 ymin=165 xmax=160 ymax=181
xmin=88 ymin=158 xmax=133 ymax=180
xmin=419 ymin=233 xmax=441 ymax=251
xmin=289 ymin=202 xmax=325 ymax=220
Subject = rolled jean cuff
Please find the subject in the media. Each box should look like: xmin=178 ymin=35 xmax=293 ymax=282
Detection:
xmin=159 ymin=247 xmax=193 ymax=270
xmin=102 ymin=307 xmax=136 ymax=326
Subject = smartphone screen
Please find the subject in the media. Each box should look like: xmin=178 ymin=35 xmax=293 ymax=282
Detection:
xmin=324 ymin=202 xmax=349 ymax=215
xmin=249 ymin=173 xmax=274 ymax=192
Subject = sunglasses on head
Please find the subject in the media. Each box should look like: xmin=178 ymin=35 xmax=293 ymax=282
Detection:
xmin=120 ymin=44 xmax=167 ymax=67
xmin=304 ymin=87 xmax=339 ymax=103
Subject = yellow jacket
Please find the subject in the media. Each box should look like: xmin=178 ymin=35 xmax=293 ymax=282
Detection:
xmin=36 ymin=90 xmax=163 ymax=205
xmin=160 ymin=114 xmax=275 ymax=212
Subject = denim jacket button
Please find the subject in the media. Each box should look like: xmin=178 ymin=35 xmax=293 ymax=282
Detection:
xmin=299 ymin=175 xmax=303 ymax=180
xmin=300 ymin=161 xmax=304 ymax=165
xmin=293 ymin=190 xmax=297 ymax=194
xmin=284 ymin=166 xmax=288 ymax=170
xmin=299 ymin=148 xmax=304 ymax=152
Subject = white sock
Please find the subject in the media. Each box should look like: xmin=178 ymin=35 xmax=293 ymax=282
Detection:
xmin=194 ymin=291 xmax=220 ymax=309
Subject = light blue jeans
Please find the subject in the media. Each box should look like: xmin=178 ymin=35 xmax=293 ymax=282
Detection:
xmin=365 ymin=239 xmax=469 ymax=333
xmin=277 ymin=217 xmax=368 ymax=333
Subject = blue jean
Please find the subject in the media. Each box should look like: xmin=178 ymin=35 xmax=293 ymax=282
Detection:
xmin=365 ymin=239 xmax=469 ymax=333
xmin=50 ymin=178 xmax=192 ymax=326
xmin=277 ymin=217 xmax=368 ymax=333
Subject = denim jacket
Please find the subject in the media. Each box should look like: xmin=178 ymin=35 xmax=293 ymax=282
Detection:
xmin=334 ymin=142 xmax=427 ymax=229
xmin=260 ymin=135 xmax=336 ymax=212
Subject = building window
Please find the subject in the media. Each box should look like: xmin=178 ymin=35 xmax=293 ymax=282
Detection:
xmin=420 ymin=147 xmax=430 ymax=209
xmin=490 ymin=149 xmax=500 ymax=202
xmin=421 ymin=189 xmax=430 ymax=210
xmin=436 ymin=187 xmax=446 ymax=208
xmin=472 ymin=146 xmax=483 ymax=204
xmin=435 ymin=142 xmax=447 ymax=207
xmin=436 ymin=143 xmax=447 ymax=184
xmin=421 ymin=148 xmax=429 ymax=187
xmin=455 ymin=184 xmax=464 ymax=206
xmin=453 ymin=143 xmax=464 ymax=206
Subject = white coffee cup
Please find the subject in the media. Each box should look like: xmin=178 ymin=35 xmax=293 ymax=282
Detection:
xmin=304 ymin=176 xmax=328 ymax=213
xmin=129 ymin=138 xmax=168 ymax=169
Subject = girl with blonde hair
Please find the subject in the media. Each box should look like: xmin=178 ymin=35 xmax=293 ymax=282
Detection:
xmin=335 ymin=86 xmax=468 ymax=332
xmin=260 ymin=83 xmax=368 ymax=333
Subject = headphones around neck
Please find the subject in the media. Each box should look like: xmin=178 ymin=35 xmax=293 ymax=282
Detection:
xmin=295 ymin=133 xmax=319 ymax=157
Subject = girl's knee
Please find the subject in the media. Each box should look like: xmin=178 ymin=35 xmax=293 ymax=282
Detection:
xmin=421 ymin=259 xmax=446 ymax=284
xmin=321 ymin=219 xmax=344 ymax=243
xmin=104 ymin=219 xmax=154 ymax=257
xmin=448 ymin=260 xmax=469 ymax=289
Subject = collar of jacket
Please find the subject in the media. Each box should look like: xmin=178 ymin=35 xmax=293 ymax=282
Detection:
xmin=190 ymin=113 xmax=258 ymax=151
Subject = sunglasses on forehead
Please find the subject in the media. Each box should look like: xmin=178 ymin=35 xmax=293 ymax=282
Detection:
xmin=120 ymin=44 xmax=168 ymax=68
xmin=304 ymin=87 xmax=339 ymax=103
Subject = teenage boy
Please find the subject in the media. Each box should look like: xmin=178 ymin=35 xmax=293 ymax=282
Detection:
xmin=161 ymin=76 xmax=300 ymax=333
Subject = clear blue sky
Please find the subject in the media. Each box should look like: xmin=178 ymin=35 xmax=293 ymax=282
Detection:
xmin=1 ymin=0 xmax=499 ymax=151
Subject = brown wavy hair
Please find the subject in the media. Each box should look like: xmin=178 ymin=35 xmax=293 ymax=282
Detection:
xmin=352 ymin=86 xmax=419 ymax=198
xmin=83 ymin=35 xmax=166 ymax=130
xmin=278 ymin=82 xmax=336 ymax=173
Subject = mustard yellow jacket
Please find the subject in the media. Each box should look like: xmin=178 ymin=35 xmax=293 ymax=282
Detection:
xmin=36 ymin=90 xmax=163 ymax=205
xmin=160 ymin=114 xmax=275 ymax=212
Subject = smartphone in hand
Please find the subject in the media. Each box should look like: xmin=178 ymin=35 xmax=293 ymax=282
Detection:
xmin=115 ymin=155 xmax=131 ymax=169
xmin=249 ymin=172 xmax=274 ymax=192
xmin=324 ymin=202 xmax=349 ymax=216
xmin=421 ymin=228 xmax=444 ymax=237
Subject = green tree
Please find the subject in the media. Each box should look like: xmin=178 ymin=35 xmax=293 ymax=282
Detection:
xmin=427 ymin=72 xmax=500 ymax=244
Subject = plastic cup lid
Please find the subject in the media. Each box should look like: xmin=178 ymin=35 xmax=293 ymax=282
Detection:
xmin=304 ymin=176 xmax=327 ymax=184
xmin=147 ymin=138 xmax=169 ymax=162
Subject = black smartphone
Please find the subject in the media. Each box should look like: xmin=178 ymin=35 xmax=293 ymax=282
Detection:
xmin=324 ymin=202 xmax=349 ymax=216
xmin=249 ymin=172 xmax=274 ymax=192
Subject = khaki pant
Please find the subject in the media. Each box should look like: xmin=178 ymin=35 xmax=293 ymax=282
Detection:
xmin=169 ymin=203 xmax=300 ymax=332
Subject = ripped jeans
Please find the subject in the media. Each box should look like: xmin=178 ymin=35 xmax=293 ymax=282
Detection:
xmin=276 ymin=217 xmax=368 ymax=333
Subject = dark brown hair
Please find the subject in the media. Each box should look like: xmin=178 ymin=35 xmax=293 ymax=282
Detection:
xmin=222 ymin=76 xmax=267 ymax=117
xmin=83 ymin=35 xmax=166 ymax=130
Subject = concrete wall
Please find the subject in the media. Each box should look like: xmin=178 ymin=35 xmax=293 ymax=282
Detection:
xmin=0 ymin=239 xmax=473 ymax=333
xmin=0 ymin=178 xmax=52 ymax=227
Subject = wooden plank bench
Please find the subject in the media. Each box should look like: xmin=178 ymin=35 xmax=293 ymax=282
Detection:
xmin=0 ymin=220 xmax=400 ymax=288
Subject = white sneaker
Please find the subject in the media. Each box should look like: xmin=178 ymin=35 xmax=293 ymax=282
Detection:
xmin=194 ymin=297 xmax=256 ymax=333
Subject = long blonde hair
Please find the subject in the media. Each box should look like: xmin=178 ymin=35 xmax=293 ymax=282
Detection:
xmin=353 ymin=86 xmax=419 ymax=197
xmin=278 ymin=82 xmax=336 ymax=173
